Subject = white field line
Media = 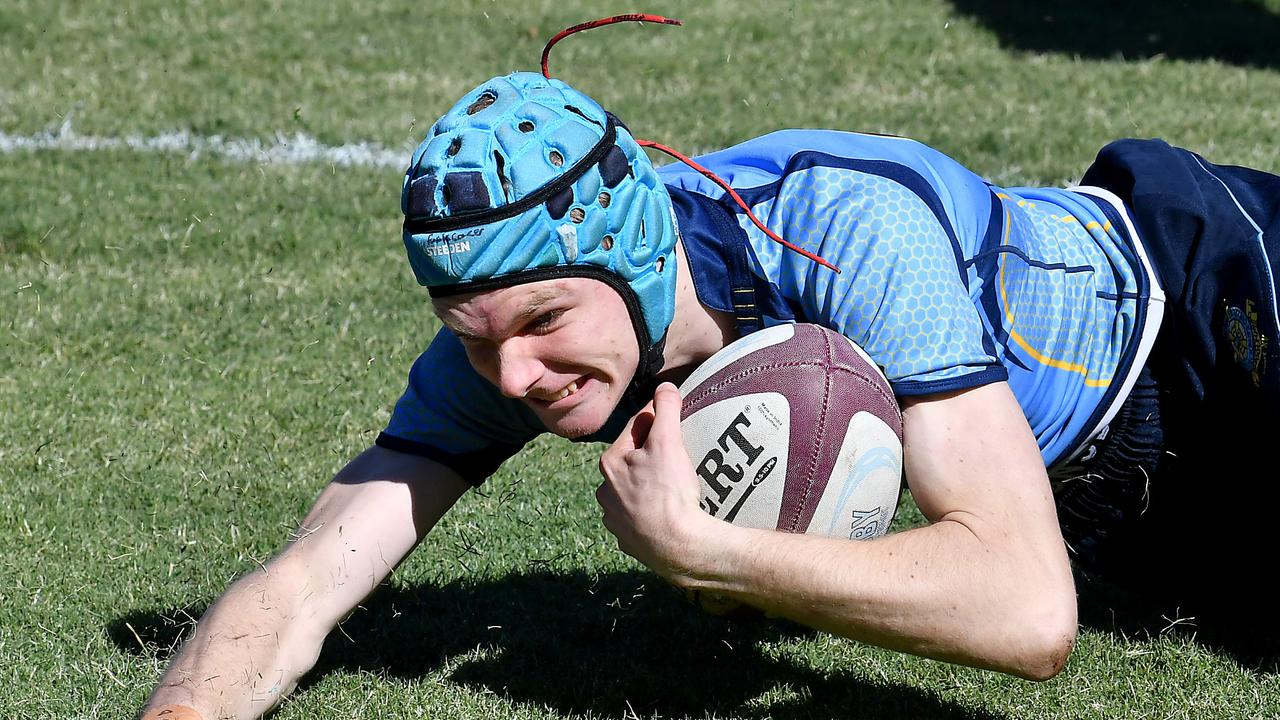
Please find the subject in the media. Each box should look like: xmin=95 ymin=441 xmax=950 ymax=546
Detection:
xmin=0 ymin=118 xmax=410 ymax=169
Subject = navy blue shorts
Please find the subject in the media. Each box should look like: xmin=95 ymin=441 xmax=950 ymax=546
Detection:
xmin=1082 ymin=138 xmax=1280 ymax=417
xmin=1066 ymin=140 xmax=1280 ymax=603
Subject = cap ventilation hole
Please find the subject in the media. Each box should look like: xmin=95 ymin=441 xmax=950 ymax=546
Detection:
xmin=570 ymin=207 xmax=585 ymax=223
xmin=597 ymin=191 xmax=611 ymax=208
xmin=518 ymin=120 xmax=535 ymax=132
xmin=493 ymin=151 xmax=512 ymax=202
xmin=602 ymin=235 xmax=614 ymax=250
xmin=655 ymin=256 xmax=665 ymax=273
xmin=446 ymin=137 xmax=462 ymax=157
xmin=549 ymin=150 xmax=564 ymax=167
xmin=466 ymin=91 xmax=496 ymax=115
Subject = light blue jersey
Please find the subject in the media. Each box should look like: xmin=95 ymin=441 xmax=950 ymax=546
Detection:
xmin=379 ymin=130 xmax=1157 ymax=481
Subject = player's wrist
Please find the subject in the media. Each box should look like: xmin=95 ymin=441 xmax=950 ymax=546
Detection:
xmin=139 ymin=704 xmax=205 ymax=720
xmin=665 ymin=511 xmax=747 ymax=589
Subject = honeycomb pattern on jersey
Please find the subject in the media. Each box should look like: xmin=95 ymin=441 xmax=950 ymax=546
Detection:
xmin=740 ymin=165 xmax=995 ymax=386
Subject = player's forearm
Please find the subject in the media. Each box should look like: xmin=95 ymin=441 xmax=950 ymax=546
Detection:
xmin=677 ymin=515 xmax=1076 ymax=680
xmin=142 ymin=568 xmax=327 ymax=720
xmin=140 ymin=450 xmax=466 ymax=720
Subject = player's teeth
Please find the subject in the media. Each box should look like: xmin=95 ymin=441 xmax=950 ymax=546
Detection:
xmin=540 ymin=382 xmax=579 ymax=402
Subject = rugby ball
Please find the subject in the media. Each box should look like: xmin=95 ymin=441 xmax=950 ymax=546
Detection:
xmin=678 ymin=323 xmax=903 ymax=611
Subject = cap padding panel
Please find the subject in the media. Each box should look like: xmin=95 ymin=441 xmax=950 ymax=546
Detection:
xmin=408 ymin=174 xmax=439 ymax=217
xmin=599 ymin=145 xmax=630 ymax=188
xmin=444 ymin=171 xmax=491 ymax=212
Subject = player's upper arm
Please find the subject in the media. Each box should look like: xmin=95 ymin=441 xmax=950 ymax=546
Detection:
xmin=900 ymin=381 xmax=1077 ymax=676
xmin=274 ymin=446 xmax=471 ymax=636
xmin=902 ymin=382 xmax=1057 ymax=534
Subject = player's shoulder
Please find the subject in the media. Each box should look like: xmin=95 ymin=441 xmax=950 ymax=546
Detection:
xmin=659 ymin=129 xmax=953 ymax=194
xmin=742 ymin=128 xmax=931 ymax=159
xmin=676 ymin=128 xmax=930 ymax=166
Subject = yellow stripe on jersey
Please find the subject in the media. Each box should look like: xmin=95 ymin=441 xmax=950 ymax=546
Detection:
xmin=998 ymin=205 xmax=1112 ymax=388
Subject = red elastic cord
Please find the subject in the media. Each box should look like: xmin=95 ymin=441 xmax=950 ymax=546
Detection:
xmin=637 ymin=140 xmax=841 ymax=273
xmin=541 ymin=14 xmax=683 ymax=79
xmin=539 ymin=14 xmax=836 ymax=272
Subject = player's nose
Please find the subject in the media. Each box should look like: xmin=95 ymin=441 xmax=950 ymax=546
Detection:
xmin=496 ymin=339 xmax=543 ymax=400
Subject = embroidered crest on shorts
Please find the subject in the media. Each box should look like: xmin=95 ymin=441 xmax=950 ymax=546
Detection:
xmin=1224 ymin=299 xmax=1268 ymax=387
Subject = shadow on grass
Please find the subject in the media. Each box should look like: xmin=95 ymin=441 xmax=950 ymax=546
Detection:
xmin=110 ymin=569 xmax=1000 ymax=719
xmin=1073 ymin=550 xmax=1280 ymax=674
xmin=1069 ymin=455 xmax=1280 ymax=673
xmin=949 ymin=0 xmax=1280 ymax=70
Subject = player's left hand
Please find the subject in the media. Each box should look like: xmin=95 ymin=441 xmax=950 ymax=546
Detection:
xmin=596 ymin=382 xmax=714 ymax=584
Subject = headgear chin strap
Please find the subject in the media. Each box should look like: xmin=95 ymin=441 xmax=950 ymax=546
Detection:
xmin=402 ymin=72 xmax=679 ymax=387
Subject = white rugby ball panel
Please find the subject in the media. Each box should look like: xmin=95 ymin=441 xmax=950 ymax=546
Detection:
xmin=681 ymin=392 xmax=791 ymax=530
xmin=677 ymin=323 xmax=796 ymax=397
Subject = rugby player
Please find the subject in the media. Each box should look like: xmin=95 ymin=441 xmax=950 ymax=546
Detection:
xmin=140 ymin=24 xmax=1279 ymax=720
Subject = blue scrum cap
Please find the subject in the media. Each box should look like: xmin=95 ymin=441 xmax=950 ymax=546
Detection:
xmin=401 ymin=72 xmax=678 ymax=380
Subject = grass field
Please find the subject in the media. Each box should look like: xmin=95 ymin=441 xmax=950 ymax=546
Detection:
xmin=3 ymin=1 xmax=1280 ymax=718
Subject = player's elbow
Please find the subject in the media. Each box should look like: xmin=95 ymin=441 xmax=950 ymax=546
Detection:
xmin=1015 ymin=627 xmax=1075 ymax=681
xmin=1010 ymin=594 xmax=1077 ymax=681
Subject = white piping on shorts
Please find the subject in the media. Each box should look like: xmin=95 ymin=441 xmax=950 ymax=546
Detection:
xmin=1189 ymin=154 xmax=1280 ymax=332
xmin=1056 ymin=185 xmax=1167 ymax=469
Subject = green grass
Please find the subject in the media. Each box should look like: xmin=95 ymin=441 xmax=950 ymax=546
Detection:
xmin=3 ymin=1 xmax=1280 ymax=718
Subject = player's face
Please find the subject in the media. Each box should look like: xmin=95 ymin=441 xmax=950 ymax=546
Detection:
xmin=432 ymin=277 xmax=640 ymax=439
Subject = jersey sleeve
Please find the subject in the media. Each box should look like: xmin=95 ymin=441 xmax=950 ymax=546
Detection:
xmin=376 ymin=327 xmax=545 ymax=485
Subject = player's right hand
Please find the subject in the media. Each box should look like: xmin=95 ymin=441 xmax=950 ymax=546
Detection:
xmin=596 ymin=382 xmax=716 ymax=584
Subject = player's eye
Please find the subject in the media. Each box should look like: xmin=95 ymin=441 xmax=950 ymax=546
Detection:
xmin=526 ymin=310 xmax=563 ymax=334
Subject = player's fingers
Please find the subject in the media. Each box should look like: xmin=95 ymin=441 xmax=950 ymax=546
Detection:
xmin=627 ymin=401 xmax=657 ymax=448
xmin=598 ymin=441 xmax=630 ymax=481
xmin=594 ymin=483 xmax=628 ymax=547
xmin=604 ymin=409 xmax=645 ymax=457
xmin=594 ymin=480 xmax=614 ymax=509
xmin=646 ymin=382 xmax=685 ymax=448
